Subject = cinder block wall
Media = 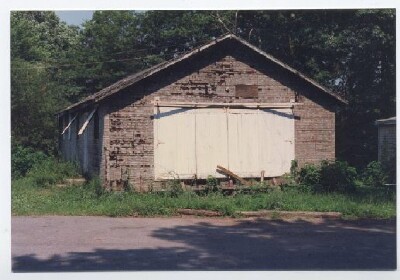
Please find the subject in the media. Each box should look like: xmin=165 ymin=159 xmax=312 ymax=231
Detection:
xmin=98 ymin=41 xmax=337 ymax=190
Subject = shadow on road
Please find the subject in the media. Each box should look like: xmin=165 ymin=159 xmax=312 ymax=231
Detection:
xmin=12 ymin=218 xmax=396 ymax=271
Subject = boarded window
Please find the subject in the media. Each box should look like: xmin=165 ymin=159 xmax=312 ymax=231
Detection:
xmin=235 ymin=85 xmax=258 ymax=98
xmin=94 ymin=111 xmax=99 ymax=140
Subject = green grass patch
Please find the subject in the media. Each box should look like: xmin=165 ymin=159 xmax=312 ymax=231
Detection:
xmin=12 ymin=178 xmax=396 ymax=219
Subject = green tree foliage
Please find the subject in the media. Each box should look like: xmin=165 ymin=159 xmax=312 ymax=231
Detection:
xmin=11 ymin=10 xmax=395 ymax=170
xmin=334 ymin=10 xmax=395 ymax=167
xmin=75 ymin=11 xmax=146 ymax=94
xmin=11 ymin=11 xmax=80 ymax=153
xmin=139 ymin=11 xmax=228 ymax=55
xmin=74 ymin=11 xmax=228 ymax=94
xmin=234 ymin=10 xmax=395 ymax=166
xmin=11 ymin=145 xmax=47 ymax=178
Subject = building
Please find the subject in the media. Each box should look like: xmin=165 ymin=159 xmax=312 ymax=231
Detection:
xmin=376 ymin=117 xmax=396 ymax=164
xmin=57 ymin=34 xmax=346 ymax=190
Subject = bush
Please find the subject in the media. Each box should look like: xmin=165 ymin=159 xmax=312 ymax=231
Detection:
xmin=362 ymin=161 xmax=387 ymax=187
xmin=297 ymin=160 xmax=357 ymax=193
xmin=319 ymin=160 xmax=357 ymax=193
xmin=298 ymin=164 xmax=321 ymax=186
xmin=12 ymin=145 xmax=47 ymax=178
xmin=27 ymin=157 xmax=79 ymax=187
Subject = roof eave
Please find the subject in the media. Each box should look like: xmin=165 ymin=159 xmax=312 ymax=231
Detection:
xmin=230 ymin=34 xmax=347 ymax=105
xmin=58 ymin=33 xmax=347 ymax=114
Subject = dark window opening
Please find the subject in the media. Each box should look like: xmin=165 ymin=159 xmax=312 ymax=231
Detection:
xmin=235 ymin=85 xmax=258 ymax=98
xmin=76 ymin=114 xmax=80 ymax=139
xmin=58 ymin=115 xmax=64 ymax=146
xmin=58 ymin=115 xmax=63 ymax=134
xmin=63 ymin=114 xmax=68 ymax=128
xmin=63 ymin=114 xmax=69 ymax=140
xmin=94 ymin=111 xmax=99 ymax=140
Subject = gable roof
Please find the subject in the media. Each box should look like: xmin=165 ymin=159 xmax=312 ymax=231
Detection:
xmin=59 ymin=34 xmax=346 ymax=114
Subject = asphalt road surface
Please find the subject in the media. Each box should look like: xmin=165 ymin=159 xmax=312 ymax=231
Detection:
xmin=12 ymin=216 xmax=396 ymax=271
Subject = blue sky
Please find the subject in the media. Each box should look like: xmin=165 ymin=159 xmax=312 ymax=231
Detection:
xmin=55 ymin=11 xmax=94 ymax=26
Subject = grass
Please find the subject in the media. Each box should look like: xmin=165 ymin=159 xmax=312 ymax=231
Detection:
xmin=12 ymin=178 xmax=396 ymax=219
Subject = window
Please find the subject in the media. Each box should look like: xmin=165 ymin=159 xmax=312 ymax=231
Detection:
xmin=68 ymin=114 xmax=72 ymax=140
xmin=75 ymin=114 xmax=80 ymax=139
xmin=58 ymin=115 xmax=64 ymax=143
xmin=58 ymin=115 xmax=63 ymax=134
xmin=235 ymin=85 xmax=258 ymax=98
xmin=94 ymin=111 xmax=99 ymax=140
xmin=63 ymin=114 xmax=69 ymax=140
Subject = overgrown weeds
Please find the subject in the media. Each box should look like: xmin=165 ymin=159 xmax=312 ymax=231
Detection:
xmin=27 ymin=158 xmax=79 ymax=187
xmin=12 ymin=145 xmax=80 ymax=186
xmin=165 ymin=178 xmax=184 ymax=197
xmin=12 ymin=176 xmax=395 ymax=219
xmin=11 ymin=156 xmax=396 ymax=219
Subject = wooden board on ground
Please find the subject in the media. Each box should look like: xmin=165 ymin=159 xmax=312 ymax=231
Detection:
xmin=216 ymin=165 xmax=250 ymax=186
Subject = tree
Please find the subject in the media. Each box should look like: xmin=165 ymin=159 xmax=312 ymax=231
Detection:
xmin=72 ymin=11 xmax=145 ymax=95
xmin=234 ymin=10 xmax=395 ymax=167
xmin=11 ymin=11 xmax=80 ymax=153
xmin=75 ymin=10 xmax=230 ymax=94
xmin=10 ymin=10 xmax=395 ymax=169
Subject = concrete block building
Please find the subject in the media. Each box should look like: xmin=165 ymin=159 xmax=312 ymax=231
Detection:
xmin=58 ymin=34 xmax=346 ymax=190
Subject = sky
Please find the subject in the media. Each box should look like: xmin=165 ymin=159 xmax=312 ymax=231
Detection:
xmin=55 ymin=11 xmax=94 ymax=26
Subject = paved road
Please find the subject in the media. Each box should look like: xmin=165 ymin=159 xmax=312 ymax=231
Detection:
xmin=12 ymin=216 xmax=396 ymax=271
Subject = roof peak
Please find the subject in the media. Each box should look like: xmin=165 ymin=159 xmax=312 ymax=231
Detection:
xmin=59 ymin=33 xmax=346 ymax=114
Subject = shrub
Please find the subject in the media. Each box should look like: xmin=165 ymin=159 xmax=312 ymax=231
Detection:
xmin=27 ymin=157 xmax=79 ymax=187
xmin=298 ymin=160 xmax=357 ymax=193
xmin=298 ymin=164 xmax=321 ymax=186
xmin=362 ymin=161 xmax=387 ymax=187
xmin=319 ymin=160 xmax=357 ymax=193
xmin=12 ymin=145 xmax=47 ymax=178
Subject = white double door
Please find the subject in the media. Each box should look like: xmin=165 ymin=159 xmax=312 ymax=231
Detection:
xmin=154 ymin=106 xmax=294 ymax=180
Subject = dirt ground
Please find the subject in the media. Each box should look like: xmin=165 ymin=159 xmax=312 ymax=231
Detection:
xmin=11 ymin=216 xmax=396 ymax=271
